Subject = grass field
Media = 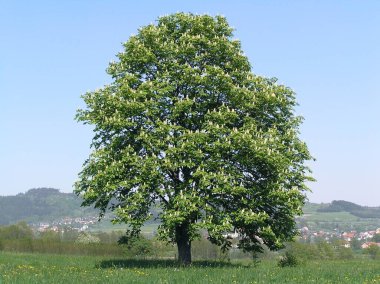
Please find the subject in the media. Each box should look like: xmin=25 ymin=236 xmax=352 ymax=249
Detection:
xmin=0 ymin=252 xmax=379 ymax=283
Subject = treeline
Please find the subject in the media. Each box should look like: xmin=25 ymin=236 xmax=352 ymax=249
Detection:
xmin=285 ymin=241 xmax=354 ymax=261
xmin=0 ymin=222 xmax=124 ymax=257
xmin=1 ymin=222 xmax=378 ymax=261
xmin=0 ymin=223 xmax=239 ymax=260
xmin=317 ymin=200 xmax=380 ymax=218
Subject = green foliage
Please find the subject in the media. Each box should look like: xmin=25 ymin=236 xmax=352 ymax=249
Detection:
xmin=285 ymin=241 xmax=354 ymax=261
xmin=0 ymin=223 xmax=124 ymax=256
xmin=118 ymin=234 xmax=153 ymax=258
xmin=93 ymin=230 xmax=125 ymax=244
xmin=0 ymin=239 xmax=123 ymax=257
xmin=75 ymin=232 xmax=101 ymax=244
xmin=289 ymin=242 xmax=321 ymax=260
xmin=364 ymin=244 xmax=380 ymax=259
xmin=278 ymin=251 xmax=298 ymax=267
xmin=39 ymin=230 xmax=62 ymax=242
xmin=317 ymin=241 xmax=335 ymax=259
xmin=372 ymin=233 xmax=380 ymax=242
xmin=75 ymin=12 xmax=313 ymax=263
xmin=350 ymin=238 xmax=362 ymax=251
xmin=336 ymin=246 xmax=354 ymax=259
xmin=0 ymin=222 xmax=33 ymax=240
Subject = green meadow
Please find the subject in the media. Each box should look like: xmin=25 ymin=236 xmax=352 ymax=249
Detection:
xmin=0 ymin=252 xmax=379 ymax=284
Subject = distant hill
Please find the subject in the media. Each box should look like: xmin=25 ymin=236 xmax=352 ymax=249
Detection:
xmin=316 ymin=200 xmax=380 ymax=218
xmin=1 ymin=188 xmax=380 ymax=233
xmin=0 ymin=188 xmax=95 ymax=225
xmin=299 ymin=201 xmax=380 ymax=233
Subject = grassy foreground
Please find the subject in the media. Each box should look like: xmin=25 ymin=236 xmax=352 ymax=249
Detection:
xmin=0 ymin=252 xmax=379 ymax=284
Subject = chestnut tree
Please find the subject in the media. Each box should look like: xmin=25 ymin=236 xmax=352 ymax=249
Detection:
xmin=75 ymin=13 xmax=313 ymax=265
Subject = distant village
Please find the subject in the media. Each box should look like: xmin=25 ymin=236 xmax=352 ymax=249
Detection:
xmin=298 ymin=226 xmax=380 ymax=249
xmin=31 ymin=216 xmax=98 ymax=234
xmin=31 ymin=216 xmax=380 ymax=250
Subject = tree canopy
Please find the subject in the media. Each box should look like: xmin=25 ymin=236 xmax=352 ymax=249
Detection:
xmin=75 ymin=13 xmax=313 ymax=264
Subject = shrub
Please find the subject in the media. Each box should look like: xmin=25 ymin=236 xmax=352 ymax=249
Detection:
xmin=119 ymin=235 xmax=153 ymax=258
xmin=336 ymin=246 xmax=354 ymax=260
xmin=286 ymin=240 xmax=355 ymax=261
xmin=75 ymin=232 xmax=101 ymax=244
xmin=278 ymin=251 xmax=298 ymax=267
xmin=0 ymin=222 xmax=33 ymax=240
xmin=286 ymin=242 xmax=320 ymax=261
xmin=317 ymin=241 xmax=335 ymax=259
xmin=364 ymin=244 xmax=380 ymax=260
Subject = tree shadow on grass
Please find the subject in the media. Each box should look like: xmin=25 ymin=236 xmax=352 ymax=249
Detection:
xmin=96 ymin=258 xmax=251 ymax=269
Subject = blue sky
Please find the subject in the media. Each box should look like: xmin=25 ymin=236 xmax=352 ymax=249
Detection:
xmin=1 ymin=1 xmax=379 ymax=205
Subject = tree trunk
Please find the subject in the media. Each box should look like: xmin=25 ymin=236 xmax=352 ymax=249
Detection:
xmin=176 ymin=223 xmax=192 ymax=265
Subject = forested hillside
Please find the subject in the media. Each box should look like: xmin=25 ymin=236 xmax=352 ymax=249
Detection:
xmin=1 ymin=188 xmax=380 ymax=231
xmin=0 ymin=188 xmax=94 ymax=225
xmin=317 ymin=200 xmax=380 ymax=218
